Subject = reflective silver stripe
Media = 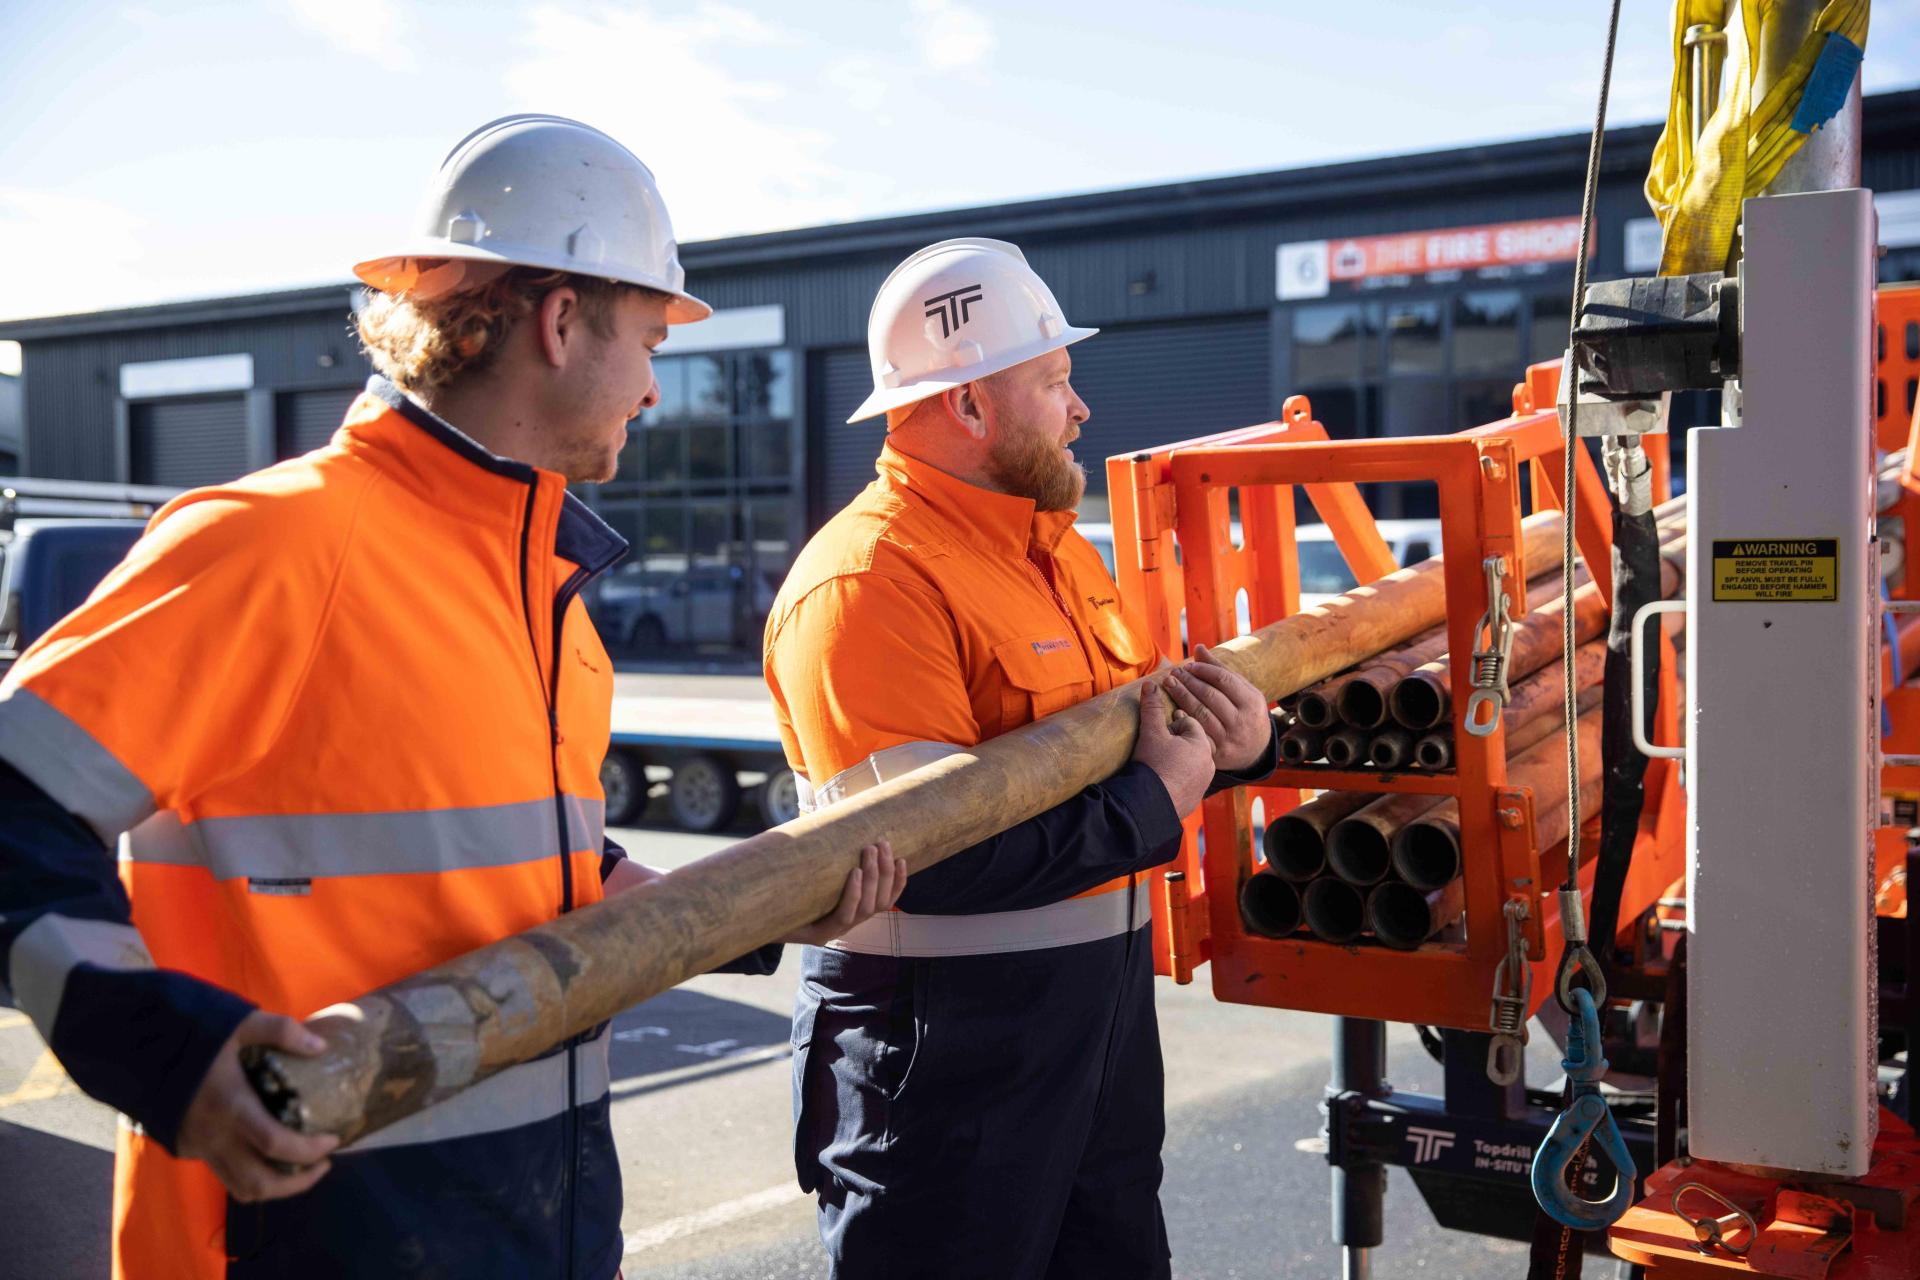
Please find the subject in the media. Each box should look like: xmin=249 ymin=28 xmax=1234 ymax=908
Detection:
xmin=6 ymin=915 xmax=153 ymax=1039
xmin=119 ymin=795 xmax=604 ymax=881
xmin=345 ymin=1028 xmax=612 ymax=1152
xmin=799 ymin=740 xmax=968 ymax=814
xmin=826 ymin=888 xmax=1150 ymax=957
xmin=0 ymin=687 xmax=154 ymax=841
xmin=809 ymin=741 xmax=1146 ymax=957
xmin=564 ymin=793 xmax=606 ymax=854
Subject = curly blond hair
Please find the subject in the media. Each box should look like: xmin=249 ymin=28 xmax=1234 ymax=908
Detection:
xmin=356 ymin=267 xmax=662 ymax=395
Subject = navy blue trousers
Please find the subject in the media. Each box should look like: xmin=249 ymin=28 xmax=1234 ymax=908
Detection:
xmin=792 ymin=923 xmax=1171 ymax=1280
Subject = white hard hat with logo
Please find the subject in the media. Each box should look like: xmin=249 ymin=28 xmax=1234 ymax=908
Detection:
xmin=354 ymin=113 xmax=712 ymax=322
xmin=848 ymin=237 xmax=1097 ymax=423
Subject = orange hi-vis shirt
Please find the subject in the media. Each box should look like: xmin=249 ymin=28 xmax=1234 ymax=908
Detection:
xmin=764 ymin=442 xmax=1164 ymax=950
xmin=0 ymin=379 xmax=628 ymax=1279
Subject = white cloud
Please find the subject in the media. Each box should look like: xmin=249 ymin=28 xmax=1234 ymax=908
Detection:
xmin=910 ymin=0 xmax=996 ymax=72
xmin=287 ymin=0 xmax=415 ymax=73
xmin=502 ymin=3 xmax=861 ymax=239
xmin=827 ymin=56 xmax=890 ymax=115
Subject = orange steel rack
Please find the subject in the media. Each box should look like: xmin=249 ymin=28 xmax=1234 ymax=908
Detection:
xmin=1108 ymin=358 xmax=1684 ymax=1032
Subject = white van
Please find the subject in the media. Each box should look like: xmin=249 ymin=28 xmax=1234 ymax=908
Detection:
xmin=1077 ymin=518 xmax=1442 ymax=623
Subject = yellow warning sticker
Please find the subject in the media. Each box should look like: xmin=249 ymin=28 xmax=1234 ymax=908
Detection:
xmin=1710 ymin=538 xmax=1838 ymax=602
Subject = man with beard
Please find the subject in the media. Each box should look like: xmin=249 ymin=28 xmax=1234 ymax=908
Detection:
xmin=763 ymin=238 xmax=1279 ymax=1278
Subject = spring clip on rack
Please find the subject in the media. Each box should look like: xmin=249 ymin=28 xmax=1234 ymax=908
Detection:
xmin=1464 ymin=555 xmax=1517 ymax=737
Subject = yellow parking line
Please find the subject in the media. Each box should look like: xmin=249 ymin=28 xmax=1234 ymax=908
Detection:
xmin=0 ymin=1048 xmax=73 ymax=1110
xmin=0 ymin=1009 xmax=32 ymax=1032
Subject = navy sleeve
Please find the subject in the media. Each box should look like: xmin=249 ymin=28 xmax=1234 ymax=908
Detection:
xmin=1207 ymin=712 xmax=1283 ymax=796
xmin=897 ymin=761 xmax=1185 ymax=916
xmin=602 ymin=834 xmax=783 ymax=975
xmin=0 ymin=760 xmax=252 ymax=1153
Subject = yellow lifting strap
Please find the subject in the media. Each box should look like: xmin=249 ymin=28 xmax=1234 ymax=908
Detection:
xmin=1644 ymin=0 xmax=1871 ymax=276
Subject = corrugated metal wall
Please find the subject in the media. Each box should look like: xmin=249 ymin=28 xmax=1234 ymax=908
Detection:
xmin=129 ymin=395 xmax=248 ymax=487
xmin=813 ymin=347 xmax=883 ymax=519
xmin=278 ymin=385 xmax=363 ymax=457
xmin=22 ymin=305 xmax=365 ymax=479
xmin=1072 ymin=315 xmax=1271 ymax=473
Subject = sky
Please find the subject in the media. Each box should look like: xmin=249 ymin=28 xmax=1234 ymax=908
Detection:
xmin=2 ymin=0 xmax=1918 ymax=375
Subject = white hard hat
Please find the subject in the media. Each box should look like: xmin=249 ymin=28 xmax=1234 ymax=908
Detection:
xmin=848 ymin=237 xmax=1096 ymax=423
xmin=354 ymin=114 xmax=712 ymax=322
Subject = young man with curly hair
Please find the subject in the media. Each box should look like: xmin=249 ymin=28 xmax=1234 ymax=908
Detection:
xmin=0 ymin=115 xmax=902 ymax=1280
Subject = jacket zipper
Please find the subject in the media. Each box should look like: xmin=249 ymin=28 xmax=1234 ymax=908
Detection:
xmin=521 ymin=482 xmax=597 ymax=1279
xmin=1021 ymin=554 xmax=1074 ymax=623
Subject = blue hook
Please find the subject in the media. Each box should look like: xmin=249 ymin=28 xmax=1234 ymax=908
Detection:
xmin=1530 ymin=987 xmax=1638 ymax=1231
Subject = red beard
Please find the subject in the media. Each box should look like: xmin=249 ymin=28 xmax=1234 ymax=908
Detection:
xmin=986 ymin=427 xmax=1086 ymax=512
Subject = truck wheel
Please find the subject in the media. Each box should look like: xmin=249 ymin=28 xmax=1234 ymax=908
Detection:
xmin=757 ymin=768 xmax=802 ymax=828
xmin=601 ymin=749 xmax=646 ymax=828
xmin=668 ymin=755 xmax=740 ymax=833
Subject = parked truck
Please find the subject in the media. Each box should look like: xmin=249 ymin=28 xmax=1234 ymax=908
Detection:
xmin=0 ymin=479 xmax=179 ymax=677
xmin=602 ymin=687 xmax=798 ymax=833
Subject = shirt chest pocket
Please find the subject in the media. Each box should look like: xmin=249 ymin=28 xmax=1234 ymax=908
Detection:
xmin=1086 ymin=609 xmax=1159 ymax=683
xmin=990 ymin=633 xmax=1095 ymax=728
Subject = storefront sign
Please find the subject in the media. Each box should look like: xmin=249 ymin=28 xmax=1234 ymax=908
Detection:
xmin=1277 ymin=216 xmax=1585 ymax=300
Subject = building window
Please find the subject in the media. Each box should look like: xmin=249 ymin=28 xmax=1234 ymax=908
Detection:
xmin=1529 ymin=292 xmax=1571 ymax=364
xmin=1452 ymin=290 xmax=1522 ymax=375
xmin=1293 ymin=304 xmax=1377 ymax=384
xmin=586 ymin=348 xmax=798 ymax=665
xmin=1385 ymin=301 xmax=1443 ymax=375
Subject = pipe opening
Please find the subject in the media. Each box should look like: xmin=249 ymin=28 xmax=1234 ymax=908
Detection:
xmin=1413 ymin=733 xmax=1452 ymax=770
xmin=1296 ymin=693 xmax=1336 ymax=731
xmin=1325 ymin=820 xmax=1391 ymax=885
xmin=1393 ymin=822 xmax=1460 ymax=891
xmin=1239 ymin=873 xmax=1302 ymax=938
xmin=1368 ymin=881 xmax=1433 ymax=950
xmin=1390 ymin=676 xmax=1447 ymax=731
xmin=1369 ymin=730 xmax=1413 ymax=771
xmin=1279 ymin=727 xmax=1324 ymax=765
xmin=1324 ymin=728 xmax=1367 ymax=769
xmin=1303 ymin=877 xmax=1367 ymax=944
xmin=1337 ymin=681 xmax=1387 ymax=730
xmin=1264 ymin=815 xmax=1328 ymax=881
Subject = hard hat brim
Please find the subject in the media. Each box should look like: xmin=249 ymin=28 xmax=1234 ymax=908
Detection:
xmin=846 ymin=326 xmax=1099 ymax=423
xmin=353 ymin=242 xmax=714 ymax=323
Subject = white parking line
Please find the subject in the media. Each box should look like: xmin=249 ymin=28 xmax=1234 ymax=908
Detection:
xmin=0 ymin=1010 xmax=32 ymax=1032
xmin=622 ymin=1182 xmax=807 ymax=1255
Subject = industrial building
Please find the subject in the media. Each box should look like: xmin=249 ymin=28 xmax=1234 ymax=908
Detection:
xmin=5 ymin=90 xmax=1918 ymax=669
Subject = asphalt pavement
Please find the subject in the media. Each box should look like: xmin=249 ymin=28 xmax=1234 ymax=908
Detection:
xmin=0 ymin=797 xmax=1603 ymax=1279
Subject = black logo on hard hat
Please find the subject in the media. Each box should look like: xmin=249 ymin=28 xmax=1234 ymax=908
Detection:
xmin=923 ymin=284 xmax=984 ymax=338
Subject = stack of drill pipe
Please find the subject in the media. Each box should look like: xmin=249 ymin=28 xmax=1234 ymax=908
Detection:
xmin=1372 ymin=693 xmax=1606 ymax=949
xmin=1313 ymin=565 xmax=1581 ymax=734
xmin=1241 ymin=635 xmax=1624 ymax=944
xmin=247 ymin=512 xmax=1573 ymax=1144
xmin=1387 ymin=513 xmax=1687 ymax=733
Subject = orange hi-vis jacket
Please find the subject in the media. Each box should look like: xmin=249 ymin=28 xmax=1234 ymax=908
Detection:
xmin=0 ymin=378 xmax=629 ymax=1279
xmin=764 ymin=442 xmax=1170 ymax=954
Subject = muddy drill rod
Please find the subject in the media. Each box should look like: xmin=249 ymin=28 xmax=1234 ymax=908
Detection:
xmin=249 ymin=512 xmax=1569 ymax=1144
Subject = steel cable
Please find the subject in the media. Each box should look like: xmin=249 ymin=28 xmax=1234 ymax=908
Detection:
xmin=1561 ymin=0 xmax=1625 ymax=902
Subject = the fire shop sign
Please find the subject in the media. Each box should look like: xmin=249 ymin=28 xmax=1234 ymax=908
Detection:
xmin=1276 ymin=216 xmax=1585 ymax=300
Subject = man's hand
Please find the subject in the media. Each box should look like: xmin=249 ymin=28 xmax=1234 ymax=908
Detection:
xmin=1133 ymin=680 xmax=1215 ymax=818
xmin=176 ymin=1012 xmax=340 ymax=1203
xmin=783 ymin=841 xmax=906 ymax=945
xmin=1163 ymin=643 xmax=1273 ymax=773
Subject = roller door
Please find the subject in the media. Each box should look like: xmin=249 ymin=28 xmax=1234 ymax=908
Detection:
xmin=812 ymin=347 xmax=887 ymax=521
xmin=129 ymin=395 xmax=248 ymax=488
xmin=1067 ymin=315 xmax=1270 ymax=494
xmin=279 ymin=386 xmax=361 ymax=458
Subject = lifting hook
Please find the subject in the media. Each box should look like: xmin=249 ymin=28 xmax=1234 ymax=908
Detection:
xmin=1529 ymin=987 xmax=1637 ymax=1231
